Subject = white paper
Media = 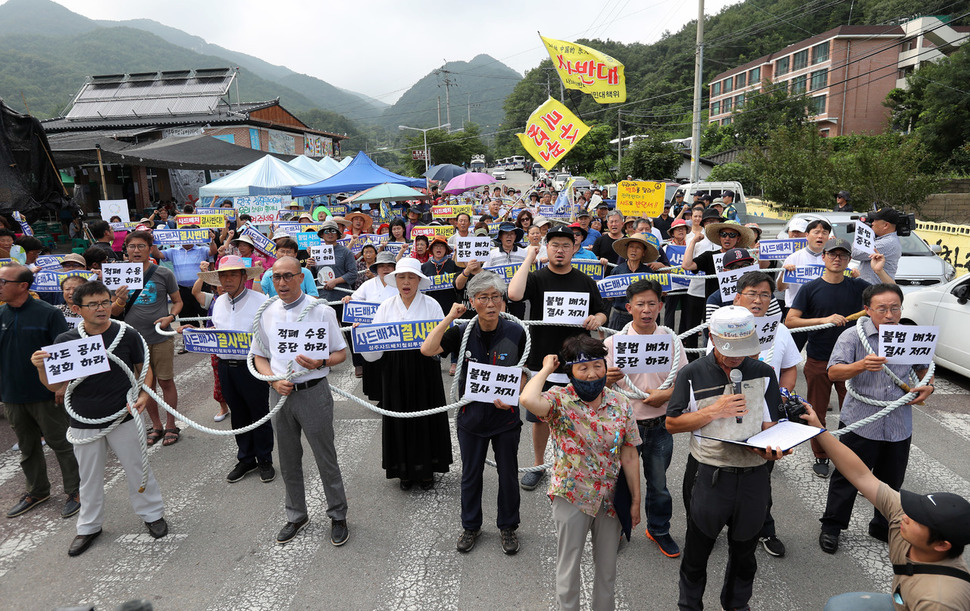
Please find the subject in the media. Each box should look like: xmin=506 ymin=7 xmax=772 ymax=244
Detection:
xmin=543 ymin=291 xmax=589 ymax=325
xmin=42 ymin=335 xmax=111 ymax=384
xmin=853 ymin=221 xmax=876 ymax=255
xmin=877 ymin=324 xmax=938 ymax=365
xmin=612 ymin=335 xmax=674 ymax=374
xmin=697 ymin=420 xmax=823 ymax=452
xmin=464 ymin=362 xmax=521 ymax=404
xmin=755 ymin=314 xmax=783 ymax=350
xmin=455 ymin=236 xmax=492 ymax=263
xmin=64 ymin=317 xmax=82 ymax=329
xmin=717 ymin=263 xmax=760 ymax=301
xmin=272 ymin=322 xmax=330 ymax=362
xmin=311 ymin=244 xmax=336 ymax=266
xmin=99 ymin=199 xmax=130 ymax=223
xmin=102 ymin=263 xmax=144 ymax=291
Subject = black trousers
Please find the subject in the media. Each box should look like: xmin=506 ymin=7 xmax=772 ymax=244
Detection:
xmin=218 ymin=360 xmax=273 ymax=465
xmin=820 ymin=426 xmax=911 ymax=535
xmin=663 ymin=292 xmax=689 ymax=333
xmin=458 ymin=426 xmax=520 ymax=531
xmin=682 ymin=453 xmax=778 ymax=538
xmin=682 ymin=295 xmax=706 ymax=358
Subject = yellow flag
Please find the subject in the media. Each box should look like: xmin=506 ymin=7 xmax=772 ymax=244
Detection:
xmin=516 ymin=97 xmax=591 ymax=171
xmin=541 ymin=35 xmax=626 ymax=103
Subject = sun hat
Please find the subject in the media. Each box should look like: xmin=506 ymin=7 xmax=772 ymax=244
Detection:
xmin=428 ymin=234 xmax=453 ymax=254
xmin=230 ymin=234 xmax=256 ymax=249
xmin=345 ymin=210 xmax=374 ymax=232
xmin=495 ymin=222 xmax=524 ymax=243
xmin=60 ymin=253 xmax=87 ymax=267
xmin=567 ymin=222 xmax=588 ymax=241
xmin=316 ymin=220 xmax=341 ymax=238
xmin=704 ymin=220 xmax=756 ymax=249
xmin=708 ymin=305 xmax=761 ymax=357
xmin=198 ymin=255 xmax=263 ymax=286
xmin=612 ymin=233 xmax=660 ymax=263
xmin=386 ymin=257 xmax=431 ymax=290
xmin=369 ymin=251 xmax=398 ymax=273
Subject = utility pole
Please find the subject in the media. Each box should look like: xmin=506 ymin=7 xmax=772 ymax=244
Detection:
xmin=467 ymin=94 xmax=471 ymax=123
xmin=617 ymin=110 xmax=623 ymax=167
xmin=690 ymin=0 xmax=705 ymax=185
xmin=435 ymin=68 xmax=456 ymax=131
xmin=437 ymin=96 xmax=442 ymax=127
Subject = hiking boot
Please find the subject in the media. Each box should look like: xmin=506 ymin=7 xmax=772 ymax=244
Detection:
xmin=501 ymin=528 xmax=520 ymax=555
xmin=646 ymin=530 xmax=681 ymax=558
xmin=456 ymin=529 xmax=480 ymax=553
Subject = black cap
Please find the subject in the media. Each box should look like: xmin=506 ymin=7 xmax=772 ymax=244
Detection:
xmin=545 ymin=225 xmax=574 ymax=243
xmin=901 ymin=489 xmax=970 ymax=545
xmin=702 ymin=194 xmax=714 ymax=203
xmin=596 ymin=202 xmax=609 ymax=209
xmin=700 ymin=208 xmax=725 ymax=224
xmin=823 ymin=238 xmax=852 ymax=254
xmin=721 ymin=190 xmax=736 ymax=199
xmin=722 ymin=247 xmax=754 ymax=268
xmin=869 ymin=207 xmax=900 ymax=225
xmin=837 ymin=190 xmax=851 ymax=200
xmin=576 ymin=209 xmax=591 ymax=218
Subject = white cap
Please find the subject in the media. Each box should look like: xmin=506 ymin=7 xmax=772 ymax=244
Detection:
xmin=708 ymin=306 xmax=761 ymax=357
xmin=788 ymin=217 xmax=809 ymax=233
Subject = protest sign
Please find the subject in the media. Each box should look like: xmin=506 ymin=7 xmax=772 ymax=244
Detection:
xmin=295 ymin=232 xmax=321 ymax=250
xmin=99 ymin=199 xmax=129 ymax=223
xmin=342 ymin=301 xmax=381 ymax=324
xmin=11 ymin=211 xmax=32 ymax=236
xmin=853 ymin=221 xmax=876 ymax=255
xmin=597 ymin=273 xmax=671 ymax=298
xmin=717 ymin=263 xmax=760 ymax=301
xmin=102 ymin=263 xmax=144 ymax=291
xmin=311 ymin=244 xmax=336 ymax=266
xmin=152 ymin=228 xmax=212 ymax=246
xmin=239 ymin=225 xmax=277 ymax=257
xmin=782 ymin=265 xmax=825 ymax=285
xmin=348 ymin=234 xmax=382 ymax=255
xmin=484 ymin=263 xmax=530 ymax=283
xmin=540 ymin=35 xmax=625 ymax=103
xmin=543 ymin=291 xmax=590 ymax=324
xmin=29 ymin=271 xmax=96 ymax=293
xmin=464 ymin=363 xmax=521 ymax=405
xmin=273 ymin=222 xmax=323 ymax=233
xmin=175 ymin=214 xmax=223 ymax=229
xmin=759 ymin=239 xmax=807 ymax=261
xmin=877 ymin=325 xmax=939 ymax=365
xmin=412 ymin=225 xmax=455 ymax=238
xmin=234 ymin=195 xmax=289 ymax=224
xmin=64 ymin=317 xmax=82 ymax=329
xmin=615 ymin=181 xmax=665 ymax=218
xmin=611 ymin=335 xmax=674 ymax=374
xmin=423 ymin=273 xmax=457 ymax=292
xmin=272 ymin=322 xmax=330 ymax=362
xmin=571 ymin=260 xmax=605 ymax=281
xmin=182 ymin=328 xmax=252 ymax=358
xmin=41 ymin=335 xmax=110 ymax=384
xmin=431 ymin=205 xmax=473 ymax=219
xmin=352 ymin=319 xmax=443 ymax=353
xmin=755 ymin=314 xmax=783 ymax=350
xmin=664 ymin=244 xmax=692 ymax=289
xmin=195 ymin=206 xmax=236 ymax=221
xmin=516 ymin=97 xmax=590 ymax=171
xmin=383 ymin=242 xmax=406 ymax=256
xmin=455 ymin=236 xmax=492 ymax=263
xmin=35 ymin=255 xmax=64 ymax=270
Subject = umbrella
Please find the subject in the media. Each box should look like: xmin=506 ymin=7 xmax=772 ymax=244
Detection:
xmin=443 ymin=172 xmax=496 ymax=195
xmin=345 ymin=182 xmax=430 ymax=205
xmin=424 ymin=163 xmax=467 ymax=183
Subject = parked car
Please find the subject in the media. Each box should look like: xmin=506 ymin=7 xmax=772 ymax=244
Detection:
xmin=491 ymin=169 xmax=506 ymax=180
xmin=678 ymin=180 xmax=748 ymax=222
xmin=901 ymin=273 xmax=970 ymax=377
xmin=552 ymin=173 xmax=572 ymax=191
xmin=777 ymin=212 xmax=956 ymax=293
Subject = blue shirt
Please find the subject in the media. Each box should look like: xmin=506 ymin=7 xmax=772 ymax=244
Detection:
xmin=260 ymin=268 xmax=318 ymax=298
xmin=160 ymin=246 xmax=210 ymax=287
xmin=582 ymin=228 xmax=601 ymax=247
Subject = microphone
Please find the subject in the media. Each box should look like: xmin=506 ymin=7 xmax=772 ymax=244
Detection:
xmin=730 ymin=369 xmax=743 ymax=424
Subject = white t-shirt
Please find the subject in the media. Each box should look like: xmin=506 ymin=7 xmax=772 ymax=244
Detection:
xmin=211 ymin=289 xmax=268 ymax=361
xmin=249 ymin=294 xmax=347 ymax=382
xmin=781 ymin=246 xmax=824 ymax=304
xmin=686 ymin=233 xmax=716 ymax=298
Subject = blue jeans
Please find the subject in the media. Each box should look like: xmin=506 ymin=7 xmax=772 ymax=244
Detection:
xmin=637 ymin=421 xmax=674 ymax=535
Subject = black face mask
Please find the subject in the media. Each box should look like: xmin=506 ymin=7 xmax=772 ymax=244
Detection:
xmin=570 ymin=374 xmax=607 ymax=403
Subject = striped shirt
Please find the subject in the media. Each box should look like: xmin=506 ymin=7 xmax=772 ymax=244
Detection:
xmin=827 ymin=317 xmax=928 ymax=442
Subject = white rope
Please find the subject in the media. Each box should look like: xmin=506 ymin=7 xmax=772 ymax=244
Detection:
xmin=608 ymin=322 xmax=682 ymax=401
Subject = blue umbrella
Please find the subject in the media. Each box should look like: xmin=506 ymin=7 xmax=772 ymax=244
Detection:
xmin=424 ymin=164 xmax=467 ymax=183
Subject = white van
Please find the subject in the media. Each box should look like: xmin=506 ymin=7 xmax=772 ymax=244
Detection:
xmin=677 ymin=181 xmax=747 ymax=222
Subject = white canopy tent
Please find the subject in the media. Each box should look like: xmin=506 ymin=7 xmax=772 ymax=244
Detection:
xmin=287 ymin=155 xmax=334 ymax=180
xmin=198 ymin=154 xmax=321 ymax=197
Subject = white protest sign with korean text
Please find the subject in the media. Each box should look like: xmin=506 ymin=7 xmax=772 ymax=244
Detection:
xmin=877 ymin=324 xmax=939 ymax=365
xmin=464 ymin=363 xmax=522 ymax=404
xmin=102 ymin=263 xmax=144 ymax=291
xmin=612 ymin=334 xmax=674 ymax=374
xmin=272 ymin=322 xmax=330 ymax=364
xmin=543 ymin=291 xmax=589 ymax=324
xmin=716 ymin=263 xmax=760 ymax=301
xmin=311 ymin=244 xmax=336 ymax=266
xmin=853 ymin=221 xmax=876 ymax=255
xmin=42 ymin=335 xmax=111 ymax=384
xmin=755 ymin=314 xmax=783 ymax=350
xmin=455 ymin=236 xmax=492 ymax=263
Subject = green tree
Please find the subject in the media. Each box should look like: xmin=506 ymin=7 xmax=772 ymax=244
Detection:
xmin=728 ymin=80 xmax=811 ymax=148
xmin=618 ymin=137 xmax=681 ymax=180
xmin=743 ymin=124 xmax=835 ymax=208
xmin=398 ymin=123 xmax=488 ymax=176
xmin=706 ymin=162 xmax=760 ymax=195
xmin=559 ymin=123 xmax=613 ymax=175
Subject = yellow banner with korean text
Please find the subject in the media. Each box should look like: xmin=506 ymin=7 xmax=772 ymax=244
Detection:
xmin=516 ymin=97 xmax=590 ymax=171
xmin=540 ymin=35 xmax=626 ymax=104
xmin=175 ymin=214 xmax=224 ymax=229
xmin=616 ymin=180 xmax=666 ymax=218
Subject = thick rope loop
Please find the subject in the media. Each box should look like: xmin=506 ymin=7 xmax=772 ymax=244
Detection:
xmin=608 ymin=322 xmax=682 ymax=401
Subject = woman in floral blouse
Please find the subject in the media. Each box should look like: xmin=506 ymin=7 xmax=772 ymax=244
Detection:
xmin=521 ymin=335 xmax=642 ymax=611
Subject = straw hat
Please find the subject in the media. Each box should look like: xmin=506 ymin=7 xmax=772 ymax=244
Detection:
xmin=704 ymin=220 xmax=756 ymax=249
xmin=330 ymin=216 xmax=352 ymax=229
xmin=386 ymin=257 xmax=431 ymax=290
xmin=230 ymin=234 xmax=256 ymax=249
xmin=345 ymin=211 xmax=373 ymax=232
xmin=198 ymin=255 xmax=263 ymax=286
xmin=612 ymin=233 xmax=660 ymax=263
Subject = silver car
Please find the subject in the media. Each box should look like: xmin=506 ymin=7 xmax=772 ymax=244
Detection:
xmin=777 ymin=212 xmax=956 ymax=293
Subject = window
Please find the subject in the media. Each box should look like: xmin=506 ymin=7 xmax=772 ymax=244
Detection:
xmin=776 ymin=56 xmax=790 ymax=76
xmin=712 ymin=81 xmax=721 ymax=96
xmin=810 ymin=95 xmax=826 ymax=115
xmin=723 ymin=98 xmax=733 ymax=113
xmin=735 ymin=93 xmax=745 ymax=108
xmin=791 ymin=75 xmax=807 ymax=95
xmin=735 ymin=72 xmax=747 ymax=89
xmin=810 ymin=69 xmax=828 ymax=91
xmin=723 ymin=77 xmax=733 ymax=94
xmin=711 ymin=101 xmax=720 ymax=116
xmin=749 ymin=67 xmax=761 ymax=84
xmin=793 ymin=49 xmax=809 ymax=71
xmin=722 ymin=117 xmax=733 ymax=126
xmin=812 ymin=42 xmax=830 ymax=64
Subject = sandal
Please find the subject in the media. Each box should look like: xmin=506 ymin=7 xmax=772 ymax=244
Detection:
xmin=146 ymin=428 xmax=163 ymax=446
xmin=162 ymin=428 xmax=180 ymax=447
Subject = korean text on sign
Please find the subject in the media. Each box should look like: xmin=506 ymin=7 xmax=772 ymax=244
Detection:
xmin=182 ymin=329 xmax=252 ymax=358
xmin=464 ymin=363 xmax=522 ymax=405
xmin=755 ymin=314 xmax=783 ymax=350
xmin=352 ymin=320 xmax=443 ymax=353
xmin=717 ymin=264 xmax=760 ymax=301
xmin=153 ymin=229 xmax=212 ymax=246
xmin=516 ymin=97 xmax=591 ymax=171
xmin=341 ymin=301 xmax=381 ymax=324
xmin=102 ymin=263 xmax=144 ymax=291
xmin=759 ymin=239 xmax=807 ymax=261
xmin=612 ymin=335 xmax=673 ymax=374
xmin=615 ymin=181 xmax=665 ymax=218
xmin=539 ymin=35 xmax=626 ymax=103
xmin=272 ymin=322 xmax=330 ymax=363
xmin=42 ymin=335 xmax=111 ymax=384
xmin=877 ymin=324 xmax=939 ymax=365
xmin=571 ymin=260 xmax=605 ymax=281
xmin=455 ymin=236 xmax=492 ymax=263
xmin=543 ymin=291 xmax=590 ymax=325
xmin=311 ymin=244 xmax=336 ymax=266
xmin=853 ymin=221 xmax=876 ymax=255
xmin=597 ymin=273 xmax=671 ymax=298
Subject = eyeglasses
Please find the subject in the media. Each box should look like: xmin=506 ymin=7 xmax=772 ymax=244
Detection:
xmin=739 ymin=291 xmax=772 ymax=301
xmin=0 ymin=278 xmax=25 ymax=287
xmin=271 ymin=273 xmax=299 ymax=282
xmin=322 ymin=228 xmax=339 ymax=234
xmin=870 ymin=306 xmax=901 ymax=315
xmin=127 ymin=243 xmax=149 ymax=250
xmin=825 ymin=252 xmax=850 ymax=260
xmin=77 ymin=300 xmax=112 ymax=310
xmin=719 ymin=231 xmax=740 ymax=239
xmin=475 ymin=294 xmax=504 ymax=304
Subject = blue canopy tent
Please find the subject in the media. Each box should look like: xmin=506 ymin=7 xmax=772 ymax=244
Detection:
xmin=290 ymin=151 xmax=425 ymax=197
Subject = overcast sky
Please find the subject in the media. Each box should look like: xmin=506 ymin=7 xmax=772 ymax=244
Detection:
xmin=48 ymin=0 xmax=737 ymax=103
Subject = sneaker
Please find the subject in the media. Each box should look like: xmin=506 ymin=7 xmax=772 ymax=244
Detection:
xmin=6 ymin=493 xmax=50 ymax=518
xmin=813 ymin=458 xmax=831 ymax=478
xmin=259 ymin=464 xmax=276 ymax=483
xmin=645 ymin=530 xmax=681 ymax=558
xmin=456 ymin=529 xmax=480 ymax=553
xmin=501 ymin=528 xmax=520 ymax=555
xmin=760 ymin=535 xmax=786 ymax=557
xmin=226 ymin=462 xmax=258 ymax=483
xmin=520 ymin=469 xmax=545 ymax=491
xmin=331 ymin=519 xmax=349 ymax=546
xmin=277 ymin=517 xmax=309 ymax=545
xmin=62 ymin=493 xmax=81 ymax=519
xmin=146 ymin=517 xmax=168 ymax=539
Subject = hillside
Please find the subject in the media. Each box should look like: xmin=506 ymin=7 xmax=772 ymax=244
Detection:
xmin=378 ymin=54 xmax=521 ymax=133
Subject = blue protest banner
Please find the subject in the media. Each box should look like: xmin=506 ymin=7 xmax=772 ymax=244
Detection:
xmin=571 ymin=260 xmax=605 ymax=281
xmin=295 ymin=232 xmax=321 ymax=249
xmin=423 ymin=272 xmax=456 ymax=292
xmin=597 ymin=272 xmax=671 ymax=298
xmin=484 ymin=262 xmax=537 ymax=282
xmin=352 ymin=319 xmax=445 ymax=353
xmin=759 ymin=239 xmax=807 ymax=261
xmin=0 ymin=258 xmax=12 ymax=267
xmin=782 ymin=265 xmax=825 ymax=285
xmin=240 ymin=225 xmax=277 ymax=257
xmin=195 ymin=207 xmax=236 ymax=221
xmin=182 ymin=328 xmax=252 ymax=357
xmin=383 ymin=242 xmax=405 ymax=256
xmin=274 ymin=222 xmax=322 ymax=233
xmin=152 ymin=228 xmax=213 ymax=246
xmin=348 ymin=234 xmax=383 ymax=255
xmin=341 ymin=301 xmax=381 ymax=323
xmin=30 ymin=271 xmax=97 ymax=292
xmin=12 ymin=211 xmax=32 ymax=236
xmin=35 ymin=255 xmax=64 ymax=270
xmin=664 ymin=244 xmax=693 ymax=288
